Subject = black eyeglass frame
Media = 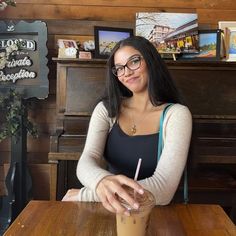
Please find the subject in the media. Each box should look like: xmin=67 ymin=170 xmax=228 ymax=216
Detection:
xmin=111 ymin=55 xmax=143 ymax=77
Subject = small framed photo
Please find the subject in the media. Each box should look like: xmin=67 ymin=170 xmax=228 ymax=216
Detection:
xmin=218 ymin=21 xmax=236 ymax=57
xmin=58 ymin=39 xmax=78 ymax=49
xmin=94 ymin=26 xmax=133 ymax=59
xmin=225 ymin=27 xmax=236 ymax=61
xmin=218 ymin=21 xmax=236 ymax=34
xmin=180 ymin=29 xmax=222 ymax=61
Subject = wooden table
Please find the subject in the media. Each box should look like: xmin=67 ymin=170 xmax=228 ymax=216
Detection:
xmin=4 ymin=201 xmax=236 ymax=236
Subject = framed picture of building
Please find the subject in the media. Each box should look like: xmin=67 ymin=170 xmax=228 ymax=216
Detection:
xmin=136 ymin=12 xmax=199 ymax=54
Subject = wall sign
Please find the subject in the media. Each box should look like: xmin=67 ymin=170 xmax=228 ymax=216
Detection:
xmin=0 ymin=20 xmax=49 ymax=99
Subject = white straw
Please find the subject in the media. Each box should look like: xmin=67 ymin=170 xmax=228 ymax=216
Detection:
xmin=133 ymin=158 xmax=142 ymax=201
xmin=134 ymin=158 xmax=142 ymax=181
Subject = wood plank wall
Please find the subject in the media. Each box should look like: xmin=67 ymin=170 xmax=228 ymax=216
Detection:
xmin=1 ymin=0 xmax=236 ymax=199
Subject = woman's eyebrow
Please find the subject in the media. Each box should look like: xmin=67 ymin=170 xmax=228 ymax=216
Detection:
xmin=114 ymin=54 xmax=141 ymax=66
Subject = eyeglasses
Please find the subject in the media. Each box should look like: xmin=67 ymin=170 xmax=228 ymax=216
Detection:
xmin=112 ymin=55 xmax=143 ymax=77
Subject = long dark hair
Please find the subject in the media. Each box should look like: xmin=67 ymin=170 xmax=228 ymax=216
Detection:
xmin=102 ymin=36 xmax=183 ymax=117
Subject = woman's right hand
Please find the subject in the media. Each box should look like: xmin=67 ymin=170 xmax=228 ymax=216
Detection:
xmin=96 ymin=175 xmax=144 ymax=215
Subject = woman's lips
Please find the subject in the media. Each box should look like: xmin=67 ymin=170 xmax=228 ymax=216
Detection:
xmin=125 ymin=76 xmax=139 ymax=84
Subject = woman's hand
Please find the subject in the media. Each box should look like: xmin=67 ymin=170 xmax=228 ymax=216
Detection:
xmin=62 ymin=188 xmax=80 ymax=201
xmin=96 ymin=175 xmax=144 ymax=215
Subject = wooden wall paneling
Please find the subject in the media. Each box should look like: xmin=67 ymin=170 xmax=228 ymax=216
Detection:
xmin=197 ymin=9 xmax=236 ymax=24
xmin=0 ymin=151 xmax=53 ymax=165
xmin=0 ymin=152 xmax=10 ymax=165
xmin=27 ymin=94 xmax=56 ymax=109
xmin=27 ymin=152 xmax=50 ymax=164
xmin=28 ymin=108 xmax=56 ymax=125
xmin=46 ymin=20 xmax=134 ymax=35
xmin=27 ymin=136 xmax=50 ymax=153
xmin=0 ymin=139 xmax=10 ymax=153
xmin=1 ymin=5 xmax=236 ymax=27
xmin=29 ymin=123 xmax=56 ymax=136
xmin=57 ymin=64 xmax=67 ymax=114
xmin=9 ymin=0 xmax=236 ymax=10
xmin=47 ymin=49 xmax=57 ymax=58
xmin=0 ymin=6 xmax=195 ymax=21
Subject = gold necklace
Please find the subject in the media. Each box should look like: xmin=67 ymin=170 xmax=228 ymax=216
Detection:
xmin=131 ymin=124 xmax=137 ymax=134
xmin=129 ymin=105 xmax=162 ymax=135
xmin=130 ymin=111 xmax=149 ymax=135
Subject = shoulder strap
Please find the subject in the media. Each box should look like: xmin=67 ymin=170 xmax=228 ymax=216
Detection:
xmin=157 ymin=103 xmax=173 ymax=162
xmin=157 ymin=103 xmax=189 ymax=204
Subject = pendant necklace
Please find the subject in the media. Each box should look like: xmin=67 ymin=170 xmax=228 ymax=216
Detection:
xmin=129 ymin=105 xmax=162 ymax=135
xmin=130 ymin=112 xmax=149 ymax=135
xmin=131 ymin=124 xmax=137 ymax=135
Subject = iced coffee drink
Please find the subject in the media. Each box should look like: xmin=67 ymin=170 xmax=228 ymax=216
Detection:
xmin=116 ymin=187 xmax=155 ymax=236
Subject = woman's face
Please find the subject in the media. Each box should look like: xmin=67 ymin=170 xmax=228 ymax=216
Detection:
xmin=113 ymin=46 xmax=149 ymax=94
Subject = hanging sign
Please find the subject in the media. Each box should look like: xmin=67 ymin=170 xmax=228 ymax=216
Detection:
xmin=0 ymin=20 xmax=49 ymax=99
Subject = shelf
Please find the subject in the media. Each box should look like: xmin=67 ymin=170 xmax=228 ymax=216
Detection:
xmin=52 ymin=57 xmax=236 ymax=69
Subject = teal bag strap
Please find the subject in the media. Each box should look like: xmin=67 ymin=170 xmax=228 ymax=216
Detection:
xmin=157 ymin=103 xmax=189 ymax=204
xmin=157 ymin=104 xmax=172 ymax=162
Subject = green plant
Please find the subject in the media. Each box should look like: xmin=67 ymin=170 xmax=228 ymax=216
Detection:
xmin=0 ymin=0 xmax=16 ymax=11
xmin=0 ymin=89 xmax=38 ymax=142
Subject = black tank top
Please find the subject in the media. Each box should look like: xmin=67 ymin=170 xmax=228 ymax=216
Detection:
xmin=104 ymin=123 xmax=158 ymax=180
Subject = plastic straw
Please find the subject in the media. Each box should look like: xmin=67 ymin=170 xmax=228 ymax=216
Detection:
xmin=134 ymin=158 xmax=142 ymax=181
xmin=134 ymin=158 xmax=142 ymax=200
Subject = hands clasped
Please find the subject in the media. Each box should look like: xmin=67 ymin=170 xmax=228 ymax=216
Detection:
xmin=96 ymin=175 xmax=144 ymax=215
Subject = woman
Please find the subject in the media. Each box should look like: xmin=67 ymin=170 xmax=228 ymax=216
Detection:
xmin=62 ymin=36 xmax=192 ymax=216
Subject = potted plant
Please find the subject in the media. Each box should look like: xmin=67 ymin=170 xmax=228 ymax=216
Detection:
xmin=0 ymin=89 xmax=38 ymax=142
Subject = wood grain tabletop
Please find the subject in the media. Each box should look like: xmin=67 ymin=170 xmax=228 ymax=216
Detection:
xmin=3 ymin=201 xmax=236 ymax=236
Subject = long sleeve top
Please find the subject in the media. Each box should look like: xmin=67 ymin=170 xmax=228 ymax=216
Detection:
xmin=76 ymin=101 xmax=192 ymax=205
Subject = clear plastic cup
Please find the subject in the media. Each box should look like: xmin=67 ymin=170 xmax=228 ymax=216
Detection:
xmin=116 ymin=187 xmax=155 ymax=236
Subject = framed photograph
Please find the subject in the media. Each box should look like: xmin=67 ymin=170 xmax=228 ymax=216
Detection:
xmin=218 ymin=21 xmax=236 ymax=34
xmin=58 ymin=39 xmax=78 ymax=49
xmin=180 ymin=29 xmax=221 ymax=61
xmin=136 ymin=12 xmax=199 ymax=54
xmin=225 ymin=27 xmax=236 ymax=61
xmin=94 ymin=26 xmax=133 ymax=59
xmin=218 ymin=21 xmax=236 ymax=57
